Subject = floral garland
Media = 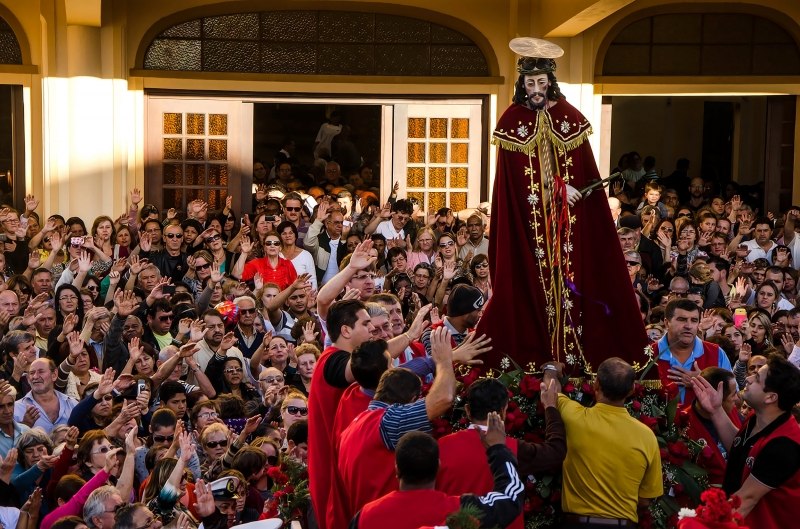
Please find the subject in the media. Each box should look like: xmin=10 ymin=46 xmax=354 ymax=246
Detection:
xmin=262 ymin=458 xmax=311 ymax=524
xmin=431 ymin=351 xmax=712 ymax=529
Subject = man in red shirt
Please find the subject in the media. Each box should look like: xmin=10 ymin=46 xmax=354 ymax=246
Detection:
xmin=693 ymin=355 xmax=800 ymax=528
xmin=307 ymin=298 xmax=375 ymax=529
xmin=437 ymin=376 xmax=566 ymax=529
xmin=352 ymin=412 xmax=524 ymax=529
xmin=335 ymin=327 xmax=457 ymax=526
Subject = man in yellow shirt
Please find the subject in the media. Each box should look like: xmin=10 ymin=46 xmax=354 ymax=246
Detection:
xmin=552 ymin=357 xmax=663 ymax=528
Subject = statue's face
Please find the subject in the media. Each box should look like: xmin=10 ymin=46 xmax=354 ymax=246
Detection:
xmin=524 ymin=73 xmax=550 ymax=109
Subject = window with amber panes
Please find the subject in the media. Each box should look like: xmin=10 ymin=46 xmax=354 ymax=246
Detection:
xmin=405 ymin=116 xmax=470 ymax=213
xmin=161 ymin=112 xmax=229 ymax=211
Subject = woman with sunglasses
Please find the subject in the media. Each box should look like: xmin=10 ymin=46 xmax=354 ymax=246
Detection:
xmin=280 ymin=390 xmax=309 ymax=432
xmin=276 ymin=221 xmax=317 ymax=292
xmin=205 ymin=356 xmax=261 ymax=416
xmin=470 ymin=254 xmax=492 ymax=302
xmin=74 ymin=430 xmax=117 ymax=481
xmin=232 ymin=232 xmax=297 ymax=291
xmin=249 ymin=437 xmax=281 ymax=501
xmin=6 ymin=274 xmax=32 ymax=310
xmin=183 ymin=250 xmax=217 ymax=304
xmin=198 ymin=423 xmax=231 ymax=472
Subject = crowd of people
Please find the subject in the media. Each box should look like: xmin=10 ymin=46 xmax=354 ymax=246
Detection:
xmin=0 ymin=147 xmax=794 ymax=529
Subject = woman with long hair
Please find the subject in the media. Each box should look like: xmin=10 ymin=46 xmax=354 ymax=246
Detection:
xmin=753 ymin=280 xmax=781 ymax=316
xmin=276 ymin=221 xmax=317 ymax=292
xmin=205 ymin=356 xmax=261 ymax=416
xmin=113 ymin=224 xmax=135 ymax=259
xmin=90 ymin=216 xmax=116 ymax=259
xmin=744 ymin=310 xmax=773 ymax=356
xmin=470 ymin=253 xmax=492 ymax=301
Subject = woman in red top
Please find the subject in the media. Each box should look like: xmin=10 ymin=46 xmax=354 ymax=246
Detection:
xmin=233 ymin=231 xmax=297 ymax=290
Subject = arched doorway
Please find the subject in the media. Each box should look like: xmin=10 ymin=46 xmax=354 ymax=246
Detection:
xmin=596 ymin=7 xmax=800 ymax=213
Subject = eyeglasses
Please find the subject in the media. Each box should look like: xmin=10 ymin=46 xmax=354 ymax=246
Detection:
xmin=286 ymin=406 xmax=308 ymax=416
xmin=60 ymin=295 xmax=78 ymax=302
xmin=166 ymin=233 xmax=183 ymax=239
xmin=158 ymin=314 xmax=174 ymax=322
xmin=626 ymin=261 xmax=641 ymax=266
xmin=196 ymin=262 xmax=211 ymax=270
xmin=239 ymin=308 xmax=257 ymax=314
xmin=206 ymin=235 xmax=221 ymax=242
xmin=474 ymin=262 xmax=489 ymax=269
xmin=153 ymin=434 xmax=175 ymax=443
xmin=260 ymin=376 xmax=284 ymax=384
xmin=197 ymin=411 xmax=219 ymax=420
xmin=91 ymin=445 xmax=112 ymax=455
xmin=439 ymin=241 xmax=455 ymax=248
xmin=285 ymin=207 xmax=301 ymax=212
xmin=660 ymin=227 xmax=674 ymax=233
xmin=352 ymin=273 xmax=376 ymax=281
xmin=224 ymin=367 xmax=243 ymax=374
xmin=264 ymin=240 xmax=281 ymax=247
xmin=204 ymin=439 xmax=229 ymax=449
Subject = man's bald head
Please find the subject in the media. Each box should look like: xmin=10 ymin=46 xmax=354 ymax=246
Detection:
xmin=669 ymin=276 xmax=689 ymax=294
xmin=0 ymin=290 xmax=19 ymax=315
xmin=596 ymin=357 xmax=635 ymax=401
xmin=608 ymin=197 xmax=622 ymax=220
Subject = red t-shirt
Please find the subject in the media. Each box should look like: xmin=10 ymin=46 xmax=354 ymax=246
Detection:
xmin=241 ymin=256 xmax=297 ymax=290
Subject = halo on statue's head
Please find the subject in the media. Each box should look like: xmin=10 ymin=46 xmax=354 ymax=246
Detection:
xmin=509 ymin=37 xmax=564 ymax=59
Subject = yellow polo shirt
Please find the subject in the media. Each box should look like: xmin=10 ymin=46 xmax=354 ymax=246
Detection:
xmin=557 ymin=394 xmax=663 ymax=522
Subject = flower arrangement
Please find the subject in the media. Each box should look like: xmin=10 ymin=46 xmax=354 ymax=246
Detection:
xmin=261 ymin=458 xmax=311 ymax=525
xmin=436 ymin=350 xmax=710 ymax=529
xmin=677 ymin=488 xmax=747 ymax=529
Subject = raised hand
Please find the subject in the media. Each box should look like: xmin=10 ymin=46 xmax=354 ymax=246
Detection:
xmin=241 ymin=414 xmax=262 ymax=437
xmin=406 ymin=304 xmax=432 ymax=340
xmin=348 ymin=240 xmax=377 ymax=271
xmin=179 ymin=342 xmax=200 ymax=358
xmin=27 ymin=250 xmax=41 ymax=271
xmin=77 ymin=251 xmax=92 ymax=273
xmin=178 ymin=318 xmax=192 ymax=337
xmin=739 ymin=342 xmax=752 ymax=364
xmin=253 ymin=271 xmax=264 ymax=291
xmin=699 ymin=309 xmax=715 ymax=332
xmin=239 ymin=236 xmax=253 ymax=254
xmin=103 ymin=448 xmax=122 ymax=475
xmin=67 ymin=331 xmax=85 ymax=362
xmin=179 ymin=431 xmax=195 ymax=463
xmin=107 ymin=270 xmax=121 ymax=285
xmin=316 ymin=200 xmax=331 ymax=222
xmin=379 ymin=202 xmax=392 ymax=219
xmin=166 ymin=208 xmax=178 ymax=220
xmin=65 ymin=426 xmax=80 ymax=448
xmin=480 ymin=411 xmax=506 ymax=447
xmin=23 ymin=194 xmax=39 ymax=213
xmin=0 ymin=448 xmax=17 ymax=483
xmin=342 ymin=287 xmax=361 ymax=300
xmin=62 ymin=312 xmax=79 ymax=335
xmin=691 ymin=376 xmax=724 ymax=415
xmin=129 ymin=254 xmax=147 ymax=275
xmin=292 ymin=273 xmax=311 ymax=291
xmin=114 ymin=289 xmax=140 ymax=318
xmin=128 ymin=336 xmax=143 ymax=364
xmin=781 ymin=332 xmax=795 ymax=355
xmin=95 ymin=368 xmax=116 ymax=397
xmin=35 ymin=453 xmax=59 ymax=471
xmin=442 ymin=260 xmax=457 ymax=281
xmin=453 ymin=332 xmax=492 ymax=366
xmin=138 ymin=233 xmax=152 ymax=252
xmin=210 ymin=261 xmax=224 ymax=284
xmin=194 ymin=479 xmax=216 ymax=518
xmin=130 ymin=188 xmax=143 ymax=206
xmin=220 ymin=332 xmax=237 ymax=352
xmin=189 ymin=319 xmax=205 ymax=343
xmin=302 ymin=320 xmax=319 ymax=343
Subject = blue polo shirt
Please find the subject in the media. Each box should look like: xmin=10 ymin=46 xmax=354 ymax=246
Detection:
xmin=656 ymin=334 xmax=733 ymax=402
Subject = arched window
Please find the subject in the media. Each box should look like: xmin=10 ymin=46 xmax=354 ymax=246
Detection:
xmin=143 ymin=10 xmax=489 ymax=76
xmin=601 ymin=12 xmax=800 ymax=76
xmin=0 ymin=16 xmax=22 ymax=65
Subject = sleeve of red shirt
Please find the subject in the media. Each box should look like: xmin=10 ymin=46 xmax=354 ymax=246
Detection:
xmin=241 ymin=259 xmax=257 ymax=281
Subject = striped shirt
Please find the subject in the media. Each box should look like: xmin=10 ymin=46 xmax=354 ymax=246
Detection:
xmin=368 ymin=398 xmax=430 ymax=450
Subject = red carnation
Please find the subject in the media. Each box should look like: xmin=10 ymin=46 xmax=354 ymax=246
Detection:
xmin=633 ymin=383 xmax=646 ymax=398
xmin=631 ymin=400 xmax=642 ymax=412
xmin=639 ymin=415 xmax=658 ymax=431
xmin=518 ymin=375 xmax=542 ymax=398
xmin=563 ymin=381 xmax=575 ymax=393
xmin=700 ymin=444 xmax=714 ymax=460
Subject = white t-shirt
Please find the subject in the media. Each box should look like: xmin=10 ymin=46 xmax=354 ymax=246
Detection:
xmin=742 ymin=239 xmax=777 ymax=264
xmin=322 ymin=238 xmax=341 ymax=285
xmin=285 ymin=249 xmax=318 ymax=291
xmin=375 ymin=220 xmax=405 ymax=249
xmin=787 ymin=235 xmax=800 ymax=270
xmin=315 ymin=123 xmax=342 ymax=158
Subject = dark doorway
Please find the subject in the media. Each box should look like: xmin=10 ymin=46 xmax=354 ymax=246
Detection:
xmin=253 ymin=103 xmax=382 ymax=192
xmin=701 ymin=101 xmax=734 ymax=187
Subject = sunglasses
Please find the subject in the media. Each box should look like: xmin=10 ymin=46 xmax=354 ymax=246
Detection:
xmin=474 ymin=262 xmax=489 ymax=269
xmin=205 ymin=439 xmax=229 ymax=449
xmin=260 ymin=376 xmax=284 ymax=384
xmin=196 ymin=262 xmax=211 ymax=270
xmin=264 ymin=241 xmax=281 ymax=247
xmin=285 ymin=207 xmax=301 ymax=212
xmin=626 ymin=261 xmax=640 ymax=266
xmin=240 ymin=308 xmax=257 ymax=314
xmin=166 ymin=233 xmax=183 ymax=239
xmin=153 ymin=434 xmax=174 ymax=443
xmin=158 ymin=314 xmax=174 ymax=322
xmin=99 ymin=394 xmax=114 ymax=402
xmin=439 ymin=241 xmax=455 ymax=248
xmin=206 ymin=235 xmax=221 ymax=242
xmin=286 ymin=406 xmax=308 ymax=416
xmin=197 ymin=411 xmax=219 ymax=420
xmin=43 ymin=237 xmax=50 ymax=243
xmin=87 ymin=285 xmax=99 ymax=291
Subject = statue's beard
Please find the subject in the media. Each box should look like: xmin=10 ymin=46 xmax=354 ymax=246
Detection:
xmin=528 ymin=92 xmax=547 ymax=110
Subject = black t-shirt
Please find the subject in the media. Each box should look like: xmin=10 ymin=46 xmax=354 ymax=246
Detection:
xmin=322 ymin=349 xmax=351 ymax=389
xmin=724 ymin=412 xmax=800 ymax=494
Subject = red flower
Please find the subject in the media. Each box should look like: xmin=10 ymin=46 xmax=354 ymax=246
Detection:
xmin=633 ymin=383 xmax=646 ymax=398
xmin=518 ymin=375 xmax=542 ymax=398
xmin=563 ymin=381 xmax=575 ymax=393
xmin=700 ymin=444 xmax=715 ymax=460
xmin=631 ymin=400 xmax=642 ymax=412
xmin=580 ymin=381 xmax=593 ymax=395
xmin=668 ymin=440 xmax=690 ymax=462
xmin=639 ymin=415 xmax=659 ymax=431
xmin=459 ymin=368 xmax=481 ymax=387
xmin=430 ymin=417 xmax=453 ymax=438
xmin=674 ymin=409 xmax=690 ymax=428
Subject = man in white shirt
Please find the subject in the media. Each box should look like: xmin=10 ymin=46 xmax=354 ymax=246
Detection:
xmin=365 ymin=199 xmax=413 ymax=251
xmin=13 ymin=358 xmax=77 ymax=434
xmin=458 ymin=214 xmax=489 ymax=260
xmin=741 ymin=218 xmax=777 ymax=263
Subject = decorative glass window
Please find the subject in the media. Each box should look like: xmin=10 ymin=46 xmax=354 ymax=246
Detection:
xmin=144 ymin=10 xmax=489 ymax=76
xmin=0 ymin=16 xmax=22 ymax=65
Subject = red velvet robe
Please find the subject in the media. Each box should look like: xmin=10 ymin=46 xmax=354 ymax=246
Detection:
xmin=476 ymin=99 xmax=647 ymax=372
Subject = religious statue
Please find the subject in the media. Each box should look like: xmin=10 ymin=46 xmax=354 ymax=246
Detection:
xmin=476 ymin=38 xmax=648 ymax=373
